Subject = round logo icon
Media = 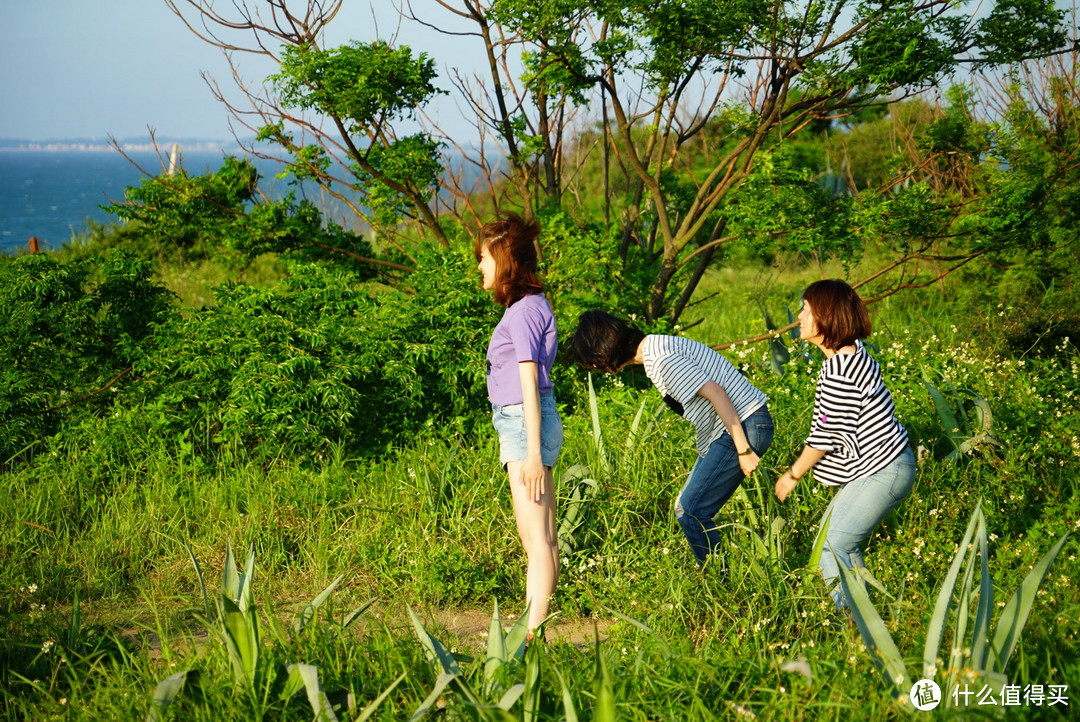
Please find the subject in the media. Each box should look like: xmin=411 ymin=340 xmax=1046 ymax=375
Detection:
xmin=910 ymin=679 xmax=942 ymax=711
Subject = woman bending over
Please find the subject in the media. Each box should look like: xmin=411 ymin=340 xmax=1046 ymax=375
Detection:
xmin=774 ymin=279 xmax=914 ymax=609
xmin=571 ymin=311 xmax=772 ymax=569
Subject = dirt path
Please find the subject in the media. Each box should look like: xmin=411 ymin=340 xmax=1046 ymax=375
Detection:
xmin=122 ymin=608 xmax=614 ymax=661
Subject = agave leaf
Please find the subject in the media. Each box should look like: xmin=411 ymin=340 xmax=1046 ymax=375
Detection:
xmin=184 ymin=543 xmax=212 ymax=620
xmin=408 ymin=671 xmax=456 ymax=722
xmin=237 ymin=544 xmax=256 ymax=612
xmin=592 ymin=632 xmax=616 ymax=722
xmin=946 ymin=545 xmax=978 ymax=692
xmin=924 ymin=505 xmax=981 ymax=678
xmin=552 ymin=665 xmax=580 ymax=722
xmin=787 ymin=307 xmax=800 ymax=340
xmin=355 ymin=672 xmax=406 ymax=722
xmin=284 ymin=664 xmax=339 ymax=722
xmin=221 ymin=596 xmax=260 ymax=689
xmin=484 ymin=599 xmax=507 ymax=691
xmin=970 ymin=508 xmax=994 ymax=669
xmin=835 ymin=554 xmax=910 ymax=701
xmin=408 ymin=607 xmax=460 ymax=675
xmin=497 ymin=683 xmax=525 ymax=711
xmin=222 ymin=538 xmax=240 ymax=601
xmin=625 ymin=397 xmax=648 ymax=450
xmin=146 ymin=669 xmax=198 ymax=722
xmin=503 ymin=605 xmax=531 ymax=661
xmin=294 ymin=574 xmax=344 ymax=634
xmin=989 ymin=531 xmax=1070 ymax=673
xmin=341 ymin=598 xmax=376 ymax=631
xmin=971 ymin=397 xmax=994 ymax=433
xmin=770 ymin=337 xmax=790 ymax=372
xmin=808 ymin=509 xmax=832 ymax=570
xmin=523 ymin=634 xmax=542 ymax=722
xmin=923 ymin=380 xmax=963 ymax=449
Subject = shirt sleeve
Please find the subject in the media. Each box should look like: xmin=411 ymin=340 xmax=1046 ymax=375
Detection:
xmin=508 ymin=300 xmax=549 ymax=364
xmin=805 ymin=369 xmax=862 ymax=457
xmin=654 ymin=353 xmax=710 ymax=407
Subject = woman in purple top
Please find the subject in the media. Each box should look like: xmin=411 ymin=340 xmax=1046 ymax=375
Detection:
xmin=476 ymin=212 xmax=563 ymax=635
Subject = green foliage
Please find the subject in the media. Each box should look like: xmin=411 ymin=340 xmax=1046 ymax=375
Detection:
xmin=0 ymin=253 xmax=173 ymax=461
xmin=133 ymin=248 xmax=490 ymax=459
xmin=353 ymin=134 xmax=444 ymax=227
xmin=104 ymin=156 xmax=379 ymax=270
xmin=272 ymin=41 xmax=442 ymax=130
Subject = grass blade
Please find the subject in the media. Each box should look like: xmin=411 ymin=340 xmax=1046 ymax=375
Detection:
xmin=356 ymin=672 xmax=406 ymax=722
xmin=184 ymin=543 xmax=212 ymax=620
xmin=294 ymin=574 xmax=344 ymax=634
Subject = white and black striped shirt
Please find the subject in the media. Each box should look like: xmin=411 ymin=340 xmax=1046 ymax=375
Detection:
xmin=806 ymin=340 xmax=909 ymax=485
xmin=641 ymin=335 xmax=768 ymax=457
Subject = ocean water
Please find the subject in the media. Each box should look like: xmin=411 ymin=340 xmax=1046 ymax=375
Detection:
xmin=1 ymin=148 xmax=487 ymax=255
xmin=0 ymin=150 xmax=374 ymax=255
xmin=0 ymin=151 xmax=243 ymax=254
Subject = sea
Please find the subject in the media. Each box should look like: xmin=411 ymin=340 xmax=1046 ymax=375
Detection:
xmin=0 ymin=149 xmax=361 ymax=255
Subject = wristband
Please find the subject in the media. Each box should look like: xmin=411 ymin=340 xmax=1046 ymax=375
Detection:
xmin=738 ymin=448 xmax=753 ymax=456
xmin=788 ymin=467 xmax=802 ymax=481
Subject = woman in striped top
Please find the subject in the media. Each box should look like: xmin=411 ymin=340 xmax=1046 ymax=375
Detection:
xmin=572 ymin=311 xmax=773 ymax=568
xmin=774 ymin=280 xmax=914 ymax=609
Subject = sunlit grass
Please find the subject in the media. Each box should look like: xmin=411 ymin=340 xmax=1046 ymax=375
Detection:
xmin=1 ymin=259 xmax=1078 ymax=719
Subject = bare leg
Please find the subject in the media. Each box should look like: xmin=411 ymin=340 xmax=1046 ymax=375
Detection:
xmin=506 ymin=461 xmax=559 ymax=631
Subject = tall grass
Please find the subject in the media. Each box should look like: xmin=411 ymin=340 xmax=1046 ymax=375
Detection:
xmin=1 ymin=264 xmax=1078 ymax=719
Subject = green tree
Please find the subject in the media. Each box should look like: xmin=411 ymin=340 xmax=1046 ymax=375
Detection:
xmin=159 ymin=0 xmax=1071 ymax=327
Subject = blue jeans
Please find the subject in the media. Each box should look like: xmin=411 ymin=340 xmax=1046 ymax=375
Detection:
xmin=675 ymin=406 xmax=773 ymax=564
xmin=817 ymin=446 xmax=916 ymax=608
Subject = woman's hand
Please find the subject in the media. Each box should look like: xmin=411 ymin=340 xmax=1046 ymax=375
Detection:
xmin=774 ymin=470 xmax=798 ymax=501
xmin=738 ymin=449 xmax=760 ymax=477
xmin=519 ymin=452 xmax=546 ymax=502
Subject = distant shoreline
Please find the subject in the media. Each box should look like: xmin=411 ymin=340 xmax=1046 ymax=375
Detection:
xmin=0 ymin=141 xmax=241 ymax=153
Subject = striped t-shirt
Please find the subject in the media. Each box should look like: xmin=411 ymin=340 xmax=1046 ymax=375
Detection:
xmin=641 ymin=335 xmax=767 ymax=457
xmin=805 ymin=340 xmax=909 ymax=485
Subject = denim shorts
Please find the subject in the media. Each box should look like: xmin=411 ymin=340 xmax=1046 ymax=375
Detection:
xmin=491 ymin=395 xmax=563 ymax=469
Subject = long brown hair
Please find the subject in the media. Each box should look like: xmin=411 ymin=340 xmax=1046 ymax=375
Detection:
xmin=476 ymin=212 xmax=544 ymax=306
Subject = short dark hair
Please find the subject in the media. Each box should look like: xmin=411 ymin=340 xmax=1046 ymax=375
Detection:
xmin=802 ymin=279 xmax=871 ymax=350
xmin=475 ymin=212 xmax=544 ymax=306
xmin=571 ymin=310 xmax=645 ymax=373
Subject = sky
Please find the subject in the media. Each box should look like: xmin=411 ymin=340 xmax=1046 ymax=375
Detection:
xmin=0 ymin=1 xmax=489 ymax=143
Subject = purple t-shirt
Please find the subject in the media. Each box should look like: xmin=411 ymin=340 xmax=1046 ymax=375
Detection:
xmin=486 ymin=293 xmax=557 ymax=406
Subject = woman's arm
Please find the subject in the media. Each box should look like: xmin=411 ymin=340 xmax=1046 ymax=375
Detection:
xmin=774 ymin=445 xmax=827 ymax=501
xmin=696 ymin=380 xmax=759 ymax=476
xmin=518 ymin=361 xmax=546 ymax=502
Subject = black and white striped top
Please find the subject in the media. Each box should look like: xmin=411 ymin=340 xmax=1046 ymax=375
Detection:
xmin=641 ymin=335 xmax=768 ymax=457
xmin=806 ymin=340 xmax=909 ymax=485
